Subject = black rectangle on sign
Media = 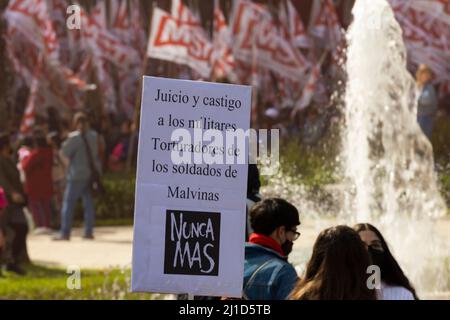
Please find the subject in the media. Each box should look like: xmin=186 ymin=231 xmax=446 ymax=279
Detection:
xmin=164 ymin=209 xmax=221 ymax=276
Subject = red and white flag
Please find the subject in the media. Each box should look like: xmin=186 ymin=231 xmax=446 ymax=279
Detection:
xmin=211 ymin=0 xmax=238 ymax=82
xmin=5 ymin=0 xmax=59 ymax=60
xmin=112 ymin=0 xmax=131 ymax=43
xmin=5 ymin=4 xmax=94 ymax=113
xmin=147 ymin=7 xmax=213 ymax=78
xmin=295 ymin=65 xmax=320 ymax=112
xmin=309 ymin=0 xmax=343 ymax=51
xmin=407 ymin=0 xmax=450 ymax=27
xmin=20 ymin=54 xmax=43 ymax=135
xmin=109 ymin=0 xmax=143 ymax=116
xmin=230 ymin=0 xmax=309 ymax=81
xmin=171 ymin=0 xmax=202 ymax=27
xmin=390 ymin=0 xmax=450 ymax=97
xmin=79 ymin=5 xmax=140 ymax=71
xmin=81 ymin=3 xmax=143 ymax=113
xmin=91 ymin=0 xmax=107 ymax=29
xmin=279 ymin=0 xmax=312 ymax=49
xmin=80 ymin=4 xmax=116 ymax=113
xmin=95 ymin=61 xmax=117 ymax=114
xmin=130 ymin=0 xmax=147 ymax=56
xmin=48 ymin=0 xmax=73 ymax=65
xmin=291 ymin=59 xmax=324 ymax=117
xmin=118 ymin=69 xmax=139 ymax=119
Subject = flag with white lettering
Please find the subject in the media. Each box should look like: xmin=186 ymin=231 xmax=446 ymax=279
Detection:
xmin=147 ymin=8 xmax=213 ymax=78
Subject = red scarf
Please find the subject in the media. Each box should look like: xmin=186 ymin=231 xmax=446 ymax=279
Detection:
xmin=249 ymin=233 xmax=285 ymax=257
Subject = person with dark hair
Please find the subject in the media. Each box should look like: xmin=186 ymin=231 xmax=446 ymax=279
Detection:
xmin=290 ymin=225 xmax=377 ymax=300
xmin=243 ymin=198 xmax=301 ymax=300
xmin=22 ymin=129 xmax=53 ymax=231
xmin=354 ymin=223 xmax=418 ymax=300
xmin=53 ymin=112 xmax=101 ymax=240
xmin=0 ymin=132 xmax=29 ymax=275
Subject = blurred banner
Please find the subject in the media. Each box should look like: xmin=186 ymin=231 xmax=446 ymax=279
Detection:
xmin=2 ymin=0 xmax=449 ymax=129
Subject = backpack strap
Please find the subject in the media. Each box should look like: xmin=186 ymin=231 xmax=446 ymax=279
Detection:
xmin=81 ymin=132 xmax=99 ymax=179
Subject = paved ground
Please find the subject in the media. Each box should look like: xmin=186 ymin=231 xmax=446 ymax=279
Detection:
xmin=27 ymin=223 xmax=323 ymax=270
xmin=28 ymin=226 xmax=133 ymax=270
xmin=29 ymin=217 xmax=450 ymax=269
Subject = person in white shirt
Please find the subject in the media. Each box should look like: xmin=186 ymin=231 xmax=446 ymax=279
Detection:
xmin=354 ymin=223 xmax=418 ymax=300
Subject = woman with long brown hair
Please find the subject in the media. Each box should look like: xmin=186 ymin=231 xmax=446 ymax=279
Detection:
xmin=290 ymin=225 xmax=377 ymax=300
xmin=354 ymin=223 xmax=418 ymax=300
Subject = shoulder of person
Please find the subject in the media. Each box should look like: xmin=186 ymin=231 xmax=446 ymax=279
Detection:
xmin=276 ymin=261 xmax=298 ymax=279
xmin=258 ymin=256 xmax=295 ymax=280
xmin=67 ymin=131 xmax=81 ymax=139
xmin=381 ymin=283 xmax=414 ymax=300
xmin=245 ymin=243 xmax=285 ymax=260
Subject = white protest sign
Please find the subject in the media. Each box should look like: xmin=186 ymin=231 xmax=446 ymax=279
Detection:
xmin=132 ymin=76 xmax=251 ymax=297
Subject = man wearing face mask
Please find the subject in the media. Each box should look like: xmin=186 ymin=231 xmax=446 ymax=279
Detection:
xmin=243 ymin=198 xmax=301 ymax=300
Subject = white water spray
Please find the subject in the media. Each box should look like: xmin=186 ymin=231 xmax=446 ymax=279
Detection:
xmin=262 ymin=0 xmax=449 ymax=297
xmin=343 ymin=0 xmax=449 ymax=295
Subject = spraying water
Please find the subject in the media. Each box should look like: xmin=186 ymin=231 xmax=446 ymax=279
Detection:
xmin=343 ymin=0 xmax=448 ymax=296
xmin=262 ymin=0 xmax=449 ymax=297
xmin=344 ymin=0 xmax=446 ymax=222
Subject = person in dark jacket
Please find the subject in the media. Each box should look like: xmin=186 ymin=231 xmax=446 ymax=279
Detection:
xmin=243 ymin=198 xmax=301 ymax=300
xmin=0 ymin=132 xmax=29 ymax=275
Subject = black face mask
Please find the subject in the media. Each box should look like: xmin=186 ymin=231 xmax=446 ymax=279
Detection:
xmin=281 ymin=240 xmax=294 ymax=256
xmin=368 ymin=245 xmax=386 ymax=270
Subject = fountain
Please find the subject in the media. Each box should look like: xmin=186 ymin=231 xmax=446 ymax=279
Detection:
xmin=262 ymin=0 xmax=449 ymax=298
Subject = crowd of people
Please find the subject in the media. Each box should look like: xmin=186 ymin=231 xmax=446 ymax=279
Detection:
xmin=1 ymin=107 xmax=421 ymax=299
xmin=241 ymin=198 xmax=418 ymax=300
xmin=258 ymin=62 xmax=444 ymax=148
xmin=236 ymin=62 xmax=438 ymax=300
xmin=177 ymin=166 xmax=418 ymax=301
xmin=0 ymin=62 xmax=439 ymax=295
xmin=0 ymin=110 xmax=137 ymax=276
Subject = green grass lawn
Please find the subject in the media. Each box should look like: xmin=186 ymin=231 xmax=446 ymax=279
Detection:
xmin=0 ymin=264 xmax=168 ymax=300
